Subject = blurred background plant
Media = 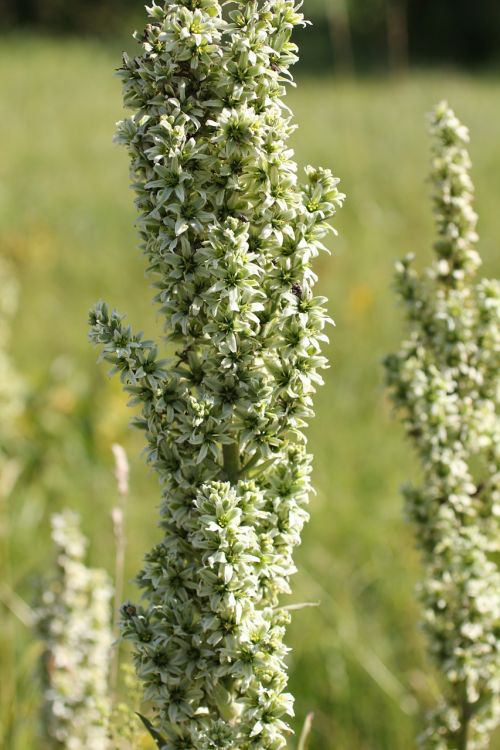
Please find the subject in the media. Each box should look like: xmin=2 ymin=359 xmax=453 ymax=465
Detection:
xmin=35 ymin=510 xmax=113 ymax=749
xmin=107 ymin=663 xmax=156 ymax=750
xmin=33 ymin=499 xmax=156 ymax=750
xmin=385 ymin=103 xmax=500 ymax=749
xmin=0 ymin=1 xmax=499 ymax=749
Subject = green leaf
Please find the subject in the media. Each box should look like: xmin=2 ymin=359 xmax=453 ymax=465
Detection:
xmin=136 ymin=713 xmax=167 ymax=749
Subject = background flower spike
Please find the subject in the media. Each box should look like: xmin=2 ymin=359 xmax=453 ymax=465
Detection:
xmin=385 ymin=102 xmax=500 ymax=750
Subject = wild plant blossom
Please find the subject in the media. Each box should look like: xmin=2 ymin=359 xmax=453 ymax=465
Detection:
xmin=385 ymin=102 xmax=500 ymax=749
xmin=36 ymin=511 xmax=113 ymax=749
xmin=89 ymin=2 xmax=344 ymax=747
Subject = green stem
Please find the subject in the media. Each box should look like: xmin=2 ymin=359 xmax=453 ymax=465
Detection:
xmin=457 ymin=686 xmax=470 ymax=750
xmin=222 ymin=441 xmax=240 ymax=485
xmin=297 ymin=712 xmax=314 ymax=750
xmin=239 ymin=450 xmax=260 ymax=478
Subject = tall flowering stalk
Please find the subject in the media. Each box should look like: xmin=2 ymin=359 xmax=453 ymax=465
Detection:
xmin=385 ymin=102 xmax=500 ymax=749
xmin=89 ymin=1 xmax=344 ymax=747
xmin=36 ymin=511 xmax=113 ymax=749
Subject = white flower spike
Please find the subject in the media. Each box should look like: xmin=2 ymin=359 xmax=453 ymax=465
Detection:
xmin=385 ymin=102 xmax=500 ymax=750
xmin=36 ymin=511 xmax=113 ymax=749
xmin=89 ymin=2 xmax=344 ymax=747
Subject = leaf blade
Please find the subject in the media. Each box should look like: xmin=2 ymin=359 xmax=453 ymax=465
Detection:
xmin=136 ymin=712 xmax=167 ymax=749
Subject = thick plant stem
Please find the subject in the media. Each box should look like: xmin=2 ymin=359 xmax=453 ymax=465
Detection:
xmin=458 ymin=691 xmax=470 ymax=750
xmin=222 ymin=441 xmax=240 ymax=485
xmin=458 ymin=721 xmax=469 ymax=750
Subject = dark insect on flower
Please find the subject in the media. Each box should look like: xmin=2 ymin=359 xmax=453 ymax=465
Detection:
xmin=271 ymin=62 xmax=281 ymax=73
xmin=291 ymin=283 xmax=303 ymax=299
xmin=121 ymin=602 xmax=137 ymax=618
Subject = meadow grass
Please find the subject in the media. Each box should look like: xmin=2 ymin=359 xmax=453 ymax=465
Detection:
xmin=0 ymin=37 xmax=499 ymax=749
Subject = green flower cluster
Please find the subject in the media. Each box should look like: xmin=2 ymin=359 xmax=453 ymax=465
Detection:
xmin=36 ymin=511 xmax=113 ymax=749
xmin=385 ymin=102 xmax=500 ymax=749
xmin=89 ymin=1 xmax=343 ymax=747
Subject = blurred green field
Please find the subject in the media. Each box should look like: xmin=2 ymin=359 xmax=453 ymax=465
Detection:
xmin=0 ymin=37 xmax=499 ymax=750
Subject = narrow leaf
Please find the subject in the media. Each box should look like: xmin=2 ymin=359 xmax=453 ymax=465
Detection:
xmin=136 ymin=713 xmax=167 ymax=748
